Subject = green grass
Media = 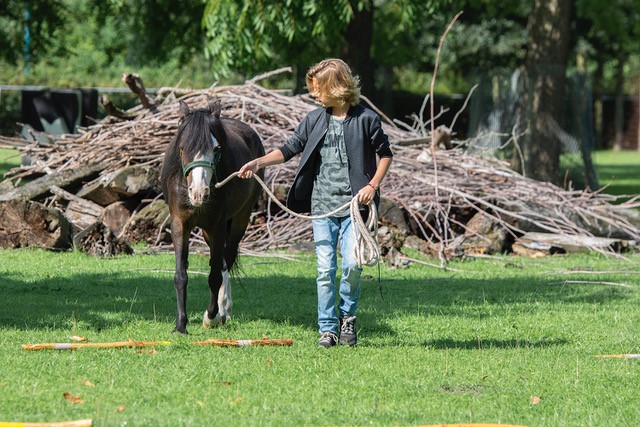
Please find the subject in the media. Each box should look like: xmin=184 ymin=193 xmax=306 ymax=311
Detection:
xmin=1 ymin=249 xmax=639 ymax=426
xmin=0 ymin=148 xmax=20 ymax=178
xmin=593 ymin=150 xmax=640 ymax=197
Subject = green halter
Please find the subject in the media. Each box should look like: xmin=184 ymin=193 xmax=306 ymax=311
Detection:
xmin=182 ymin=135 xmax=222 ymax=181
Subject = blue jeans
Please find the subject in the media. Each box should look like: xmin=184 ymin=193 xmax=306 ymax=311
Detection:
xmin=312 ymin=216 xmax=362 ymax=335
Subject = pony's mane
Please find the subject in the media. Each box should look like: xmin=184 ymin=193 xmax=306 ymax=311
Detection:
xmin=161 ymin=107 xmax=226 ymax=184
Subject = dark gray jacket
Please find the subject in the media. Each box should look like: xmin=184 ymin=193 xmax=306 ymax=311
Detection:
xmin=279 ymin=104 xmax=393 ymax=213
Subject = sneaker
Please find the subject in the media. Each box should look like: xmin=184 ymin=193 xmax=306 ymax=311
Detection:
xmin=318 ymin=331 xmax=338 ymax=348
xmin=339 ymin=316 xmax=357 ymax=346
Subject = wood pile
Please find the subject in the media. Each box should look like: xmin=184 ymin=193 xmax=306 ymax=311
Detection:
xmin=1 ymin=71 xmax=639 ymax=261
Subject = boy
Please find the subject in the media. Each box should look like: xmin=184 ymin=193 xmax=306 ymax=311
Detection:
xmin=238 ymin=58 xmax=393 ymax=347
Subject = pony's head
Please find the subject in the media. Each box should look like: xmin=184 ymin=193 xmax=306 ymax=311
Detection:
xmin=176 ymin=99 xmax=224 ymax=207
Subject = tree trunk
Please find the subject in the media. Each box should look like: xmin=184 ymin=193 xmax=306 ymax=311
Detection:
xmin=613 ymin=51 xmax=625 ymax=151
xmin=523 ymin=0 xmax=573 ymax=184
xmin=340 ymin=0 xmax=375 ymax=98
xmin=593 ymin=51 xmax=605 ymax=149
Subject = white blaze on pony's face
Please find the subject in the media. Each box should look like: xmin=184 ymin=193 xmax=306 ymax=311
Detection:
xmin=186 ymin=150 xmax=213 ymax=207
xmin=185 ymin=134 xmax=220 ymax=207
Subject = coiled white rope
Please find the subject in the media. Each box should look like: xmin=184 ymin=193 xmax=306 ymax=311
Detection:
xmin=215 ymin=172 xmax=380 ymax=267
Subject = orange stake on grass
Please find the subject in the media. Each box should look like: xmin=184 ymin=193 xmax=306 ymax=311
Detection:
xmin=22 ymin=339 xmax=171 ymax=351
xmin=194 ymin=338 xmax=293 ymax=347
xmin=22 ymin=338 xmax=293 ymax=351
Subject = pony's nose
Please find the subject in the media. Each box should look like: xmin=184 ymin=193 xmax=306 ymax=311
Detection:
xmin=188 ymin=184 xmax=210 ymax=206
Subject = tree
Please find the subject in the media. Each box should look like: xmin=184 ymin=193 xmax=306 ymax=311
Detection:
xmin=202 ymin=1 xmax=366 ymax=90
xmin=577 ymin=0 xmax=640 ymax=150
xmin=519 ymin=0 xmax=573 ymax=184
xmin=201 ymin=0 xmax=431 ymax=96
xmin=0 ymin=0 xmax=66 ymax=66
xmin=89 ymin=0 xmax=206 ymax=66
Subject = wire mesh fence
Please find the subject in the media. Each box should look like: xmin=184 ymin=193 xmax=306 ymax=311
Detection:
xmin=467 ymin=67 xmax=599 ymax=189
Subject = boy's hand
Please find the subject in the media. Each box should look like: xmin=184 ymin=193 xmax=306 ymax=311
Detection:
xmin=357 ymin=184 xmax=377 ymax=205
xmin=238 ymin=160 xmax=259 ymax=178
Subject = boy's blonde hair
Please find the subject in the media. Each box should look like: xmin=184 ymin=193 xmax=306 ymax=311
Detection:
xmin=306 ymin=58 xmax=361 ymax=107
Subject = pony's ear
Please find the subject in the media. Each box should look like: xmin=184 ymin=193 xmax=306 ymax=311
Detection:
xmin=178 ymin=101 xmax=190 ymax=118
xmin=209 ymin=99 xmax=221 ymax=117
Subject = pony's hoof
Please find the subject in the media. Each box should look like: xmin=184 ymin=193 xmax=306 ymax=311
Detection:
xmin=173 ymin=326 xmax=188 ymax=334
xmin=203 ymin=310 xmax=224 ymax=328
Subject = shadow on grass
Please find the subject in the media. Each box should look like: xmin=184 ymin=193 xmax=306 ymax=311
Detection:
xmin=1 ymin=268 xmax=633 ymax=338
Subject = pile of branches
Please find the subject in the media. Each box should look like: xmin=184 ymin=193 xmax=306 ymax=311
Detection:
xmin=1 ymin=70 xmax=638 ymax=260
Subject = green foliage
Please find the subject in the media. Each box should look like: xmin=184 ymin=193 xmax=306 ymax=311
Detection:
xmin=201 ymin=0 xmax=371 ymax=78
xmin=87 ymin=0 xmax=206 ymax=66
xmin=577 ymin=0 xmax=640 ymax=50
xmin=575 ymin=0 xmax=640 ymax=93
xmin=2 ymin=0 xmax=640 ymax=105
xmin=0 ymin=0 xmax=219 ymax=89
xmin=0 ymin=0 xmax=67 ymax=64
xmin=0 ymin=249 xmax=639 ymax=425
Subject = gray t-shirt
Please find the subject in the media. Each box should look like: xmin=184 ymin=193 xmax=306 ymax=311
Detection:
xmin=311 ymin=116 xmax=352 ymax=217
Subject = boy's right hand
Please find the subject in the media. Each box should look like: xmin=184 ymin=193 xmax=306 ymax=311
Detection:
xmin=238 ymin=160 xmax=259 ymax=178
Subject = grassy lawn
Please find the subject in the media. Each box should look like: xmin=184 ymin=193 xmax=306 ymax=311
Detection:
xmin=1 ymin=248 xmax=639 ymax=426
xmin=593 ymin=150 xmax=640 ymax=198
xmin=0 ymin=148 xmax=20 ymax=178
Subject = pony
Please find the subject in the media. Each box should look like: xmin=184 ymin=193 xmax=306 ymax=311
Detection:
xmin=160 ymin=99 xmax=264 ymax=334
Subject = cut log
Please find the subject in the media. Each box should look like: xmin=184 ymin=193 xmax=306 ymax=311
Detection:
xmin=513 ymin=232 xmax=636 ymax=257
xmin=461 ymin=212 xmax=508 ymax=255
xmin=50 ymin=185 xmax=104 ymax=232
xmin=0 ymin=199 xmax=72 ymax=249
xmin=431 ymin=125 xmax=453 ymax=151
xmin=403 ymin=234 xmax=433 ymax=255
xmin=377 ymin=225 xmax=406 ymax=256
xmin=102 ymin=201 xmax=133 ymax=236
xmin=379 ymin=196 xmax=410 ymax=235
xmin=0 ymin=179 xmax=16 ymax=193
xmin=0 ymin=163 xmax=107 ymax=202
xmin=123 ymin=199 xmax=170 ymax=244
xmin=76 ymin=165 xmax=159 ymax=206
xmin=443 ymin=212 xmax=508 ymax=257
xmin=73 ymin=221 xmax=133 ymax=257
xmin=499 ymin=200 xmax=640 ymax=240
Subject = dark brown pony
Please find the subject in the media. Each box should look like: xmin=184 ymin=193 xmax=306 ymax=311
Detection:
xmin=160 ymin=100 xmax=264 ymax=334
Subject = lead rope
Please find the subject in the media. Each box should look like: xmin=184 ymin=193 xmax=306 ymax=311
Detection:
xmin=215 ymin=172 xmax=380 ymax=268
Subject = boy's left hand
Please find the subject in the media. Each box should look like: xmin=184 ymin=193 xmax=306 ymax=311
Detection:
xmin=357 ymin=185 xmax=376 ymax=205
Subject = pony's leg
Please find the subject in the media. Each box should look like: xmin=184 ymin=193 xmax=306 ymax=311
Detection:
xmin=203 ymin=226 xmax=225 ymax=328
xmin=207 ymin=207 xmax=255 ymax=327
xmin=171 ymin=220 xmax=190 ymax=334
xmin=203 ymin=265 xmax=231 ymax=328
xmin=218 ymin=266 xmax=233 ymax=321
